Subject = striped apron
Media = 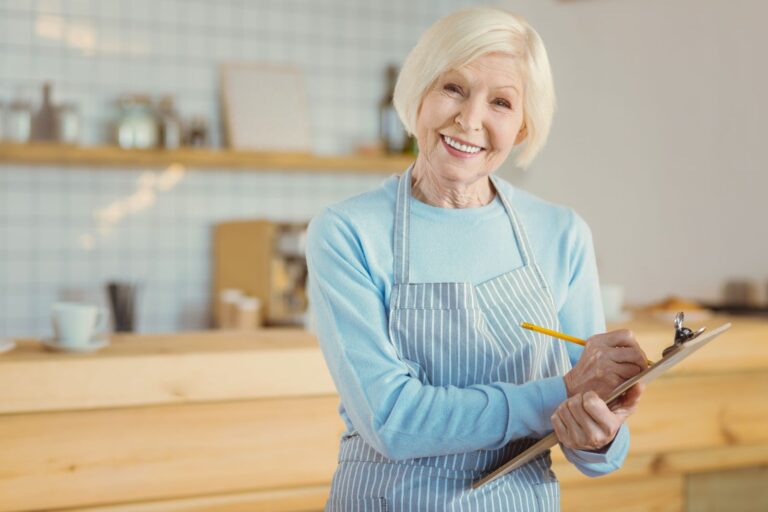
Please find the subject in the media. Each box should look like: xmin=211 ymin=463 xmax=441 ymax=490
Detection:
xmin=326 ymin=167 xmax=572 ymax=511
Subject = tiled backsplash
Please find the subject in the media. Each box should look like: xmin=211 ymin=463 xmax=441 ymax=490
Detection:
xmin=0 ymin=0 xmax=477 ymax=337
xmin=0 ymin=166 xmax=385 ymax=336
xmin=0 ymin=0 xmax=465 ymax=151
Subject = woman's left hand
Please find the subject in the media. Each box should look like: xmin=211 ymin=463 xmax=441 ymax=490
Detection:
xmin=550 ymin=383 xmax=645 ymax=451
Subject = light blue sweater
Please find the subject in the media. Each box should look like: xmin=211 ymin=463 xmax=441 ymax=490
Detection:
xmin=306 ymin=173 xmax=629 ymax=477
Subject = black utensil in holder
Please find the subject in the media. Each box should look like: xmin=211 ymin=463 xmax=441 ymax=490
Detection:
xmin=107 ymin=281 xmax=137 ymax=332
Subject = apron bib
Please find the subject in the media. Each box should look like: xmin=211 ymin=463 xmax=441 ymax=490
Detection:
xmin=326 ymin=166 xmax=572 ymax=511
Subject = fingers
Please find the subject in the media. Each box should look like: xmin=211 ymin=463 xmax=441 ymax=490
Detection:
xmin=551 ymin=410 xmax=569 ymax=442
xmin=587 ymin=338 xmax=648 ymax=370
xmin=610 ymin=347 xmax=649 ymax=371
xmin=567 ymin=329 xmax=648 ymax=399
xmin=622 ymin=382 xmax=644 ymax=405
xmin=554 ymin=391 xmax=630 ymax=451
xmin=602 ymin=329 xmax=641 ymax=349
xmin=563 ymin=396 xmax=586 ymax=431
xmin=610 ymin=383 xmax=645 ymax=421
xmin=611 ymin=382 xmax=644 ymax=409
xmin=554 ymin=393 xmax=614 ymax=451
xmin=581 ymin=392 xmax=618 ymax=438
xmin=569 ymin=394 xmax=612 ymax=441
xmin=589 ymin=330 xmax=647 ymax=358
xmin=552 ymin=401 xmax=579 ymax=449
xmin=612 ymin=362 xmax=644 ymax=380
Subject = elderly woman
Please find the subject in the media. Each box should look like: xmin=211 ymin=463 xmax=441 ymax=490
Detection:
xmin=306 ymin=6 xmax=647 ymax=511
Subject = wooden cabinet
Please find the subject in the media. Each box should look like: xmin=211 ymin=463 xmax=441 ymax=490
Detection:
xmin=687 ymin=467 xmax=768 ymax=512
xmin=0 ymin=329 xmax=338 ymax=511
xmin=213 ymin=220 xmax=308 ymax=327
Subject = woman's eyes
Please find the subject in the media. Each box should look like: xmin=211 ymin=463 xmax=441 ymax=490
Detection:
xmin=444 ymin=83 xmax=463 ymax=94
xmin=443 ymin=84 xmax=512 ymax=109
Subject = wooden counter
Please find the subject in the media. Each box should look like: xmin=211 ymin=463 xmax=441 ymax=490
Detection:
xmin=1 ymin=315 xmax=766 ymax=511
xmin=0 ymin=328 xmax=334 ymax=414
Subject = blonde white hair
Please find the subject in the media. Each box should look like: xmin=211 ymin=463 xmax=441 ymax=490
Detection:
xmin=393 ymin=6 xmax=556 ymax=169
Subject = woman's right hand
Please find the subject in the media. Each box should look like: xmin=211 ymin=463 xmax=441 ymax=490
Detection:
xmin=563 ymin=330 xmax=648 ymax=400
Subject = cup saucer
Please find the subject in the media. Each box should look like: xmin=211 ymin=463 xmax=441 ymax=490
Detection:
xmin=0 ymin=339 xmax=16 ymax=354
xmin=41 ymin=334 xmax=110 ymax=353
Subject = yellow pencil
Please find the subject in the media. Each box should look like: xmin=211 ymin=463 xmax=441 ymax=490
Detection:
xmin=520 ymin=322 xmax=654 ymax=366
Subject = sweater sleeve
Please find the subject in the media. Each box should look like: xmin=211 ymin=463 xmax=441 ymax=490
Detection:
xmin=306 ymin=207 xmax=568 ymax=461
xmin=556 ymin=210 xmax=630 ymax=477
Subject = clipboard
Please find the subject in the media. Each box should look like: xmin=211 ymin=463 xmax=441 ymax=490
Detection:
xmin=472 ymin=322 xmax=733 ymax=489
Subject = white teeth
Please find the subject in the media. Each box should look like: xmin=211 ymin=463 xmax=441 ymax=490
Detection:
xmin=443 ymin=135 xmax=482 ymax=153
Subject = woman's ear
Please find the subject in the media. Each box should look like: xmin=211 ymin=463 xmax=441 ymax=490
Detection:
xmin=514 ymin=123 xmax=528 ymax=145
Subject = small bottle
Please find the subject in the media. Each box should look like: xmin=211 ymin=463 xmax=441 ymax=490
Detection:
xmin=186 ymin=116 xmax=208 ymax=147
xmin=31 ymin=82 xmax=58 ymax=142
xmin=379 ymin=64 xmax=408 ymax=154
xmin=158 ymin=96 xmax=182 ymax=149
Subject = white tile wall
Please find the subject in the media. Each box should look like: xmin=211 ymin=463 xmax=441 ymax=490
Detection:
xmin=0 ymin=0 xmax=481 ymax=337
xmin=0 ymin=164 xmax=389 ymax=336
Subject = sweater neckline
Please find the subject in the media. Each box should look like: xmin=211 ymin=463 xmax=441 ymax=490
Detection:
xmin=388 ymin=175 xmax=512 ymax=223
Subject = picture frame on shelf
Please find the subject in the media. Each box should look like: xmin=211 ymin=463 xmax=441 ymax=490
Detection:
xmin=220 ymin=62 xmax=312 ymax=153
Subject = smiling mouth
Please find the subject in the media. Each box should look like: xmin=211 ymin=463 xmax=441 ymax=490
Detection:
xmin=440 ymin=134 xmax=485 ymax=154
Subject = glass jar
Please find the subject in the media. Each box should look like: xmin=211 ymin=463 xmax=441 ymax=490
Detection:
xmin=5 ymin=99 xmax=33 ymax=143
xmin=0 ymin=100 xmax=5 ymax=140
xmin=57 ymin=103 xmax=80 ymax=145
xmin=116 ymin=95 xmax=158 ymax=149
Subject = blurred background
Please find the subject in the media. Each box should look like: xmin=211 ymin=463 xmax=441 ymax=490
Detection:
xmin=1 ymin=0 xmax=766 ymax=338
xmin=1 ymin=2 xmax=767 ymax=511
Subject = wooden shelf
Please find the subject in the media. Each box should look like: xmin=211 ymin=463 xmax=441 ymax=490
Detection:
xmin=0 ymin=142 xmax=415 ymax=173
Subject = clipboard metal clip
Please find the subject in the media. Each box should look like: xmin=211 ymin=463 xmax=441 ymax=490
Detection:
xmin=663 ymin=311 xmax=707 ymax=357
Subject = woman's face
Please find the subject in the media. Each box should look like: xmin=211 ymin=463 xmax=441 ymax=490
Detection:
xmin=415 ymin=53 xmax=526 ymax=183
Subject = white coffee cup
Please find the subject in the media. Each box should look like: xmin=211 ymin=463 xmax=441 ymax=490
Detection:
xmin=600 ymin=284 xmax=625 ymax=323
xmin=51 ymin=302 xmax=106 ymax=346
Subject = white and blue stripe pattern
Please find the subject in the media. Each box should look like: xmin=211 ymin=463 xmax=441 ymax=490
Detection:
xmin=326 ymin=166 xmax=571 ymax=511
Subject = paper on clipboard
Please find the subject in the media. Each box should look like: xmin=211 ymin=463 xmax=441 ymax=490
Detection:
xmin=472 ymin=322 xmax=733 ymax=489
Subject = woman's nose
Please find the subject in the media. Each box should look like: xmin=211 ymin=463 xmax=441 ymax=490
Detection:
xmin=454 ymin=99 xmax=484 ymax=132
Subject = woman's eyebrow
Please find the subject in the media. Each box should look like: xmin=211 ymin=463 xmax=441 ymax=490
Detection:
xmin=445 ymin=69 xmax=520 ymax=94
xmin=497 ymin=85 xmax=519 ymax=91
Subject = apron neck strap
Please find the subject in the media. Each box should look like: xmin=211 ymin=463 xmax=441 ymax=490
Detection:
xmin=393 ymin=164 xmax=414 ymax=285
xmin=489 ymin=173 xmax=534 ymax=267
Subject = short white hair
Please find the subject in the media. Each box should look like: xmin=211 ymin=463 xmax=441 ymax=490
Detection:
xmin=393 ymin=6 xmax=556 ymax=169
